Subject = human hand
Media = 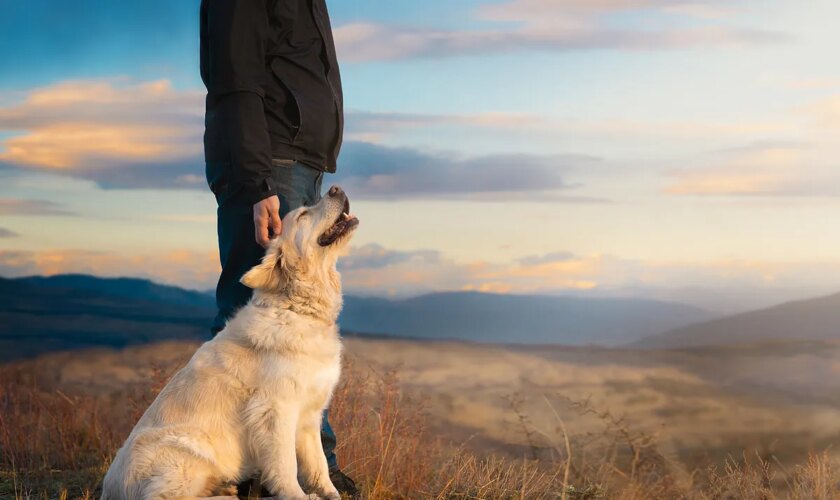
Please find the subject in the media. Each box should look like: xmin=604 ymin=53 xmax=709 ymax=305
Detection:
xmin=253 ymin=195 xmax=282 ymax=248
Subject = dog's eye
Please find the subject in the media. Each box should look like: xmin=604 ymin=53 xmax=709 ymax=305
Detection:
xmin=296 ymin=210 xmax=309 ymax=221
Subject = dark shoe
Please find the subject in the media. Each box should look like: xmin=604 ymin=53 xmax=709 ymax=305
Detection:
xmin=237 ymin=472 xmax=358 ymax=499
xmin=329 ymin=469 xmax=359 ymax=498
xmin=236 ymin=477 xmax=270 ymax=499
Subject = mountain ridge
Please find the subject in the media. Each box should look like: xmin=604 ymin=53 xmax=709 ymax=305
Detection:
xmin=341 ymin=290 xmax=712 ymax=345
xmin=632 ymin=290 xmax=840 ymax=349
xmin=0 ymin=274 xmax=717 ymax=360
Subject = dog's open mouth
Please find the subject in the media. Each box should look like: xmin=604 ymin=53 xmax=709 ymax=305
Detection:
xmin=318 ymin=198 xmax=359 ymax=246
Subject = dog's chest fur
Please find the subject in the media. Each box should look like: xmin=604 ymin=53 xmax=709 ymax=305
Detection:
xmin=220 ymin=303 xmax=343 ymax=391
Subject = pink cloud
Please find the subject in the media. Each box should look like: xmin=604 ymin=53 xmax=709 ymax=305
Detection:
xmin=0 ymin=78 xmax=202 ymax=171
xmin=335 ymin=1 xmax=787 ymax=63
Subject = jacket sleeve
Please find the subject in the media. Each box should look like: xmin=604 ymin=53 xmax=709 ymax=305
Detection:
xmin=202 ymin=0 xmax=276 ymax=205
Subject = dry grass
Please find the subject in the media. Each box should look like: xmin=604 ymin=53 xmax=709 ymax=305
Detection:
xmin=0 ymin=352 xmax=838 ymax=500
xmin=0 ymin=363 xmax=178 ymax=499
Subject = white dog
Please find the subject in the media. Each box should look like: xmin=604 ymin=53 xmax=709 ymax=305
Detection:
xmin=102 ymin=186 xmax=359 ymax=500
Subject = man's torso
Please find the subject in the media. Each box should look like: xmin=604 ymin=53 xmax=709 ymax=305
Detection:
xmin=201 ymin=0 xmax=343 ymax=172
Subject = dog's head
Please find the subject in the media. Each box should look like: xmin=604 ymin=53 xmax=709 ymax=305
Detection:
xmin=240 ymin=185 xmax=359 ymax=304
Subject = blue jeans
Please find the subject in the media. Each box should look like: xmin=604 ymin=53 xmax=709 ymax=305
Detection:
xmin=207 ymin=159 xmax=338 ymax=470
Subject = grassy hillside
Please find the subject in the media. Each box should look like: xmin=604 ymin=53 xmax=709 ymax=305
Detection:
xmin=2 ymin=338 xmax=838 ymax=499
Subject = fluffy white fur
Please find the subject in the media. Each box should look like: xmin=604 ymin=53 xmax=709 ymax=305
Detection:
xmin=102 ymin=188 xmax=358 ymax=500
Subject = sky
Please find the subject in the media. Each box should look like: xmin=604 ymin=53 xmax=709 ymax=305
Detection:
xmin=2 ymin=0 xmax=840 ymax=313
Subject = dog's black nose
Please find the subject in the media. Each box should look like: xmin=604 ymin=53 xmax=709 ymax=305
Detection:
xmin=327 ymin=185 xmax=343 ymax=197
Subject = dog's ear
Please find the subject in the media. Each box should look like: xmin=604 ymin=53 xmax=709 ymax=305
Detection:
xmin=240 ymin=243 xmax=287 ymax=291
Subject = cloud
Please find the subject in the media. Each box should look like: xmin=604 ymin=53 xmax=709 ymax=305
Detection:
xmin=0 ymin=249 xmax=220 ymax=291
xmin=0 ymin=198 xmax=74 ymax=216
xmin=0 ymin=79 xmax=202 ymax=131
xmin=0 ymin=78 xmax=204 ymax=188
xmin=0 ymin=123 xmax=183 ymax=169
xmin=1 ymin=78 xmax=804 ymax=201
xmin=667 ymin=168 xmax=840 ymax=197
xmin=65 ymin=158 xmax=208 ymax=190
xmin=338 ymin=244 xmax=605 ymax=296
xmin=665 ymin=147 xmax=794 ymax=196
xmin=335 ymin=1 xmax=787 ymax=63
xmin=0 ymin=244 xmax=601 ymax=298
xmin=659 ymin=4 xmax=743 ymax=20
xmin=345 ymin=109 xmax=790 ymax=147
xmin=800 ymin=95 xmax=840 ymax=131
xmin=335 ymin=23 xmax=784 ymax=64
xmin=475 ymin=0 xmax=745 ymax=22
xmin=344 ymin=110 xmax=541 ymax=143
xmin=334 ymin=141 xmax=598 ymax=200
xmin=665 ymin=125 xmax=840 ymax=198
xmin=0 ymin=79 xmax=607 ymax=200
xmin=0 ymin=228 xmax=18 ymax=238
xmin=339 ymin=244 xmax=442 ymax=271
xmin=4 ymin=244 xmax=840 ymax=306
xmin=339 ymin=244 xmax=840 ymax=299
xmin=781 ymin=77 xmax=840 ymax=91
xmin=149 ymin=214 xmax=217 ymax=224
xmin=518 ymin=251 xmax=577 ymax=266
xmin=663 ymin=94 xmax=840 ymax=198
xmin=337 ymin=245 xmax=488 ymax=296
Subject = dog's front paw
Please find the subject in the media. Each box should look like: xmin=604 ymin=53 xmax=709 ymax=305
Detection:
xmin=313 ymin=487 xmax=341 ymax=500
xmin=311 ymin=484 xmax=340 ymax=500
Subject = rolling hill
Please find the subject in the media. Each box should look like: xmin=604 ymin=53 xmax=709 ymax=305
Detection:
xmin=632 ymin=290 xmax=840 ymax=348
xmin=0 ymin=275 xmax=216 ymax=361
xmin=340 ymin=291 xmax=712 ymax=346
xmin=0 ymin=274 xmax=715 ymax=361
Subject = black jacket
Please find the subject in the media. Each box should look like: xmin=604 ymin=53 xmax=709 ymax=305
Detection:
xmin=200 ymin=0 xmax=343 ymax=205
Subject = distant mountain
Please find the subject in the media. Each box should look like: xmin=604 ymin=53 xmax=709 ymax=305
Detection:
xmin=559 ymin=285 xmax=833 ymax=316
xmin=632 ymin=291 xmax=840 ymax=349
xmin=341 ymin=291 xmax=712 ymax=346
xmin=16 ymin=274 xmax=216 ymax=308
xmin=0 ymin=274 xmax=715 ymax=362
xmin=0 ymin=275 xmax=216 ymax=361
